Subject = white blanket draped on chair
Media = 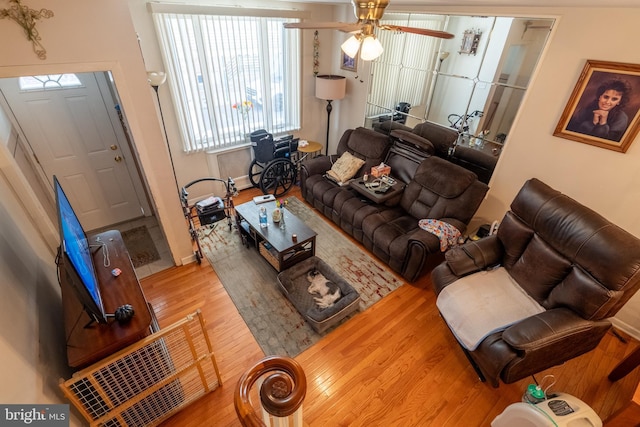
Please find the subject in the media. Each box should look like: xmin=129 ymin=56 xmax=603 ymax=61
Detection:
xmin=436 ymin=267 xmax=545 ymax=351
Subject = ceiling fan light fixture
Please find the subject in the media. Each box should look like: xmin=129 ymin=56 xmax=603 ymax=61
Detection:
xmin=341 ymin=35 xmax=361 ymax=58
xmin=360 ymin=35 xmax=384 ymax=61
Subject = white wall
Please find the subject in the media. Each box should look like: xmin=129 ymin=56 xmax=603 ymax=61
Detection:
xmin=0 ymin=143 xmax=79 ymax=423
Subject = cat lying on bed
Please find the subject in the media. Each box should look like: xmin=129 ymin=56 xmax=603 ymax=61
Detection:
xmin=307 ymin=269 xmax=341 ymax=309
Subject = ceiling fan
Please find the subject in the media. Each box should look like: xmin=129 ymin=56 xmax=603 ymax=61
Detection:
xmin=284 ymin=0 xmax=454 ymax=61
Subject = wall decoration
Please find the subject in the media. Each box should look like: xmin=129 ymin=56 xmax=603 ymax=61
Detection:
xmin=313 ymin=30 xmax=319 ymax=76
xmin=554 ymin=60 xmax=640 ymax=153
xmin=458 ymin=29 xmax=481 ymax=56
xmin=340 ymin=50 xmax=357 ymax=73
xmin=0 ymin=0 xmax=54 ymax=60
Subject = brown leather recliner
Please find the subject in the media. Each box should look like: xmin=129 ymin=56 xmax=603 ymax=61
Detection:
xmin=432 ymin=178 xmax=640 ymax=386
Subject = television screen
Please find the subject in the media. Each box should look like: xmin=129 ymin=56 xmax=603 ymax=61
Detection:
xmin=54 ymin=176 xmax=106 ymax=323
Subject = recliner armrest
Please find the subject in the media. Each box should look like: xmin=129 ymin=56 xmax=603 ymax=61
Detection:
xmin=444 ymin=234 xmax=503 ymax=277
xmin=502 ymin=308 xmax=610 ymax=351
xmin=300 ymin=155 xmax=336 ymax=178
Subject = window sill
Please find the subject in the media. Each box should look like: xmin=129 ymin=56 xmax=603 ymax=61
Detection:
xmin=205 ymin=141 xmax=252 ymax=156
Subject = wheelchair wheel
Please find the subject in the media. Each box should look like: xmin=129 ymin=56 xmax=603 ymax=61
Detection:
xmin=259 ymin=158 xmax=297 ymax=198
xmin=248 ymin=159 xmax=265 ymax=187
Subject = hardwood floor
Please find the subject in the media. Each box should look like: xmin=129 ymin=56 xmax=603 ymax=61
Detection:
xmin=142 ymin=185 xmax=640 ymax=426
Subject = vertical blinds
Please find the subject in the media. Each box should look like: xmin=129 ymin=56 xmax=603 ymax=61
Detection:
xmin=152 ymin=9 xmax=301 ymax=153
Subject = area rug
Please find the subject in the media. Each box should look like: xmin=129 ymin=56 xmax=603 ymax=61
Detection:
xmin=121 ymin=226 xmax=161 ymax=268
xmin=198 ymin=197 xmax=405 ymax=357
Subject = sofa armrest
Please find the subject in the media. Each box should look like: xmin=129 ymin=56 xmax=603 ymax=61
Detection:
xmin=502 ymin=308 xmax=610 ymax=351
xmin=300 ymin=155 xmax=335 ymax=177
xmin=443 ymin=234 xmax=503 ymax=277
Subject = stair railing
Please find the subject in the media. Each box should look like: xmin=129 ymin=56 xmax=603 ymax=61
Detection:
xmin=235 ymin=355 xmax=307 ymax=427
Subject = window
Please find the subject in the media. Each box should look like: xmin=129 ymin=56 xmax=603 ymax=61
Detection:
xmin=152 ymin=6 xmax=301 ymax=153
xmin=18 ymin=74 xmax=83 ymax=91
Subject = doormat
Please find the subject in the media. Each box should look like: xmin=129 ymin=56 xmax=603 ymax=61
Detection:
xmin=198 ymin=196 xmax=405 ymax=358
xmin=121 ymin=226 xmax=161 ymax=268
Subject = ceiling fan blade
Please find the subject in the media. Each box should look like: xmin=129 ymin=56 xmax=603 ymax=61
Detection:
xmin=381 ymin=25 xmax=455 ymax=39
xmin=284 ymin=22 xmax=356 ymax=30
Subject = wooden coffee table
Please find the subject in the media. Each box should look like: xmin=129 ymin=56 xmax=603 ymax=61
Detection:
xmin=235 ymin=201 xmax=317 ymax=272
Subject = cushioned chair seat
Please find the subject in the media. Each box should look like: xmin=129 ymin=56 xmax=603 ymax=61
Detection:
xmin=277 ymin=256 xmax=361 ymax=333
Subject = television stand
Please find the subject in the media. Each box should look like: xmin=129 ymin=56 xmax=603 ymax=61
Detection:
xmin=61 ymin=230 xmax=153 ymax=369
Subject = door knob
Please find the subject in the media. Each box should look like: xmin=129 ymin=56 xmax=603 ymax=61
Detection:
xmin=110 ymin=145 xmax=118 ymax=150
xmin=114 ymin=155 xmax=123 ymax=162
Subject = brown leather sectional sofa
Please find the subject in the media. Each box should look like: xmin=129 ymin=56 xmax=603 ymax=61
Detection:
xmin=300 ymin=127 xmax=489 ymax=282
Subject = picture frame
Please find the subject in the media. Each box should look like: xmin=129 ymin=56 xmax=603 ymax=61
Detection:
xmin=554 ymin=60 xmax=640 ymax=153
xmin=340 ymin=51 xmax=357 ymax=73
xmin=458 ymin=29 xmax=481 ymax=56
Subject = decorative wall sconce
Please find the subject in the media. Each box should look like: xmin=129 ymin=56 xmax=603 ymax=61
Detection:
xmin=459 ymin=29 xmax=482 ymax=56
xmin=0 ymin=0 xmax=54 ymax=60
xmin=313 ymin=30 xmax=319 ymax=76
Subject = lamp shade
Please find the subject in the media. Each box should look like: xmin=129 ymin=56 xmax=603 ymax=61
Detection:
xmin=147 ymin=71 xmax=167 ymax=87
xmin=315 ymin=75 xmax=346 ymax=101
xmin=341 ymin=35 xmax=361 ymax=58
xmin=360 ymin=36 xmax=384 ymax=61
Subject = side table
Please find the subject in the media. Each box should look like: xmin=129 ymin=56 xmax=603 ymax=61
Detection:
xmin=298 ymin=140 xmax=323 ymax=159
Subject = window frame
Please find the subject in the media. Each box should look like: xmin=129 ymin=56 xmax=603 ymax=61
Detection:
xmin=150 ymin=4 xmax=304 ymax=153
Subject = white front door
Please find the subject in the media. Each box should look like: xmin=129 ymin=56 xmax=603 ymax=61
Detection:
xmin=0 ymin=73 xmax=147 ymax=231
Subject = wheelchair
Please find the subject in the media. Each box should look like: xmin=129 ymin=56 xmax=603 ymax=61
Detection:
xmin=248 ymin=129 xmax=300 ymax=198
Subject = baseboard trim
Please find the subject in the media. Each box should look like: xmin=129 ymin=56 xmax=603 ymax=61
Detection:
xmin=611 ymin=317 xmax=640 ymax=341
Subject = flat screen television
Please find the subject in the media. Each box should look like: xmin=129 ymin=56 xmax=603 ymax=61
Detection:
xmin=54 ymin=176 xmax=108 ymax=324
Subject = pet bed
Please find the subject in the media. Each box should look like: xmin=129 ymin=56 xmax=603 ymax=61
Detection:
xmin=276 ymin=256 xmax=361 ymax=333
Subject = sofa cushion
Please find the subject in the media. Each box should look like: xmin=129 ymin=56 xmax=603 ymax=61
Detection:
xmin=338 ymin=127 xmax=389 ymax=163
xmin=412 ymin=121 xmax=458 ymax=158
xmin=413 ymin=156 xmax=477 ymax=198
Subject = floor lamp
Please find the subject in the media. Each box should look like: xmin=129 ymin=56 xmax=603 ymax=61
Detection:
xmin=315 ymin=75 xmax=346 ymax=156
xmin=147 ymin=71 xmax=180 ymax=193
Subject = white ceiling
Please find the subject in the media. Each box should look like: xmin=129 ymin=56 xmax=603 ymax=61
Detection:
xmin=296 ymin=0 xmax=640 ymax=8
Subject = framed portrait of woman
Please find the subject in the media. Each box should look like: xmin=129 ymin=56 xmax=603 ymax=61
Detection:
xmin=554 ymin=60 xmax=640 ymax=153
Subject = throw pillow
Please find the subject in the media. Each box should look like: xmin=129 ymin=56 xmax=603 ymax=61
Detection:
xmin=326 ymin=151 xmax=365 ymax=183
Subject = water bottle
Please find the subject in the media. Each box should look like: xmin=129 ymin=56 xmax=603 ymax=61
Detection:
xmin=259 ymin=206 xmax=268 ymax=228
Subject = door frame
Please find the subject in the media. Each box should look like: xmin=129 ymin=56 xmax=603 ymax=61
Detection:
xmin=0 ymin=62 xmax=158 ymax=255
xmin=0 ymin=71 xmax=153 ymax=228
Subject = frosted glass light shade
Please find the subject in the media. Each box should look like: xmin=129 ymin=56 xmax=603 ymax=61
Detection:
xmin=147 ymin=71 xmax=167 ymax=87
xmin=360 ymin=36 xmax=383 ymax=61
xmin=315 ymin=75 xmax=346 ymax=100
xmin=341 ymin=35 xmax=361 ymax=58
